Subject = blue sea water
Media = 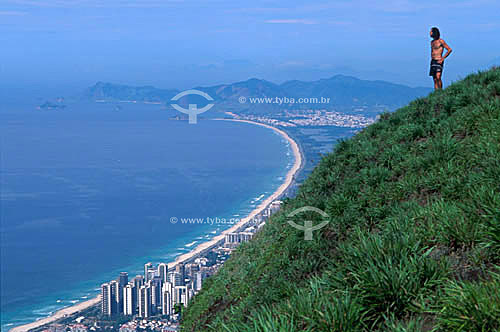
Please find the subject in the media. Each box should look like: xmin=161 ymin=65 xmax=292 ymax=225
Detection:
xmin=0 ymin=103 xmax=293 ymax=330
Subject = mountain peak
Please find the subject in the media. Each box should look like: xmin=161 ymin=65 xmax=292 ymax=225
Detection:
xmin=83 ymin=75 xmax=431 ymax=110
xmin=327 ymin=74 xmax=360 ymax=81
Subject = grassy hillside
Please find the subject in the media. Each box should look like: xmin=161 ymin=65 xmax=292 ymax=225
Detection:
xmin=181 ymin=68 xmax=500 ymax=332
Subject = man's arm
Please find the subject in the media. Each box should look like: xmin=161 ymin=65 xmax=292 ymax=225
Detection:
xmin=440 ymin=39 xmax=452 ymax=63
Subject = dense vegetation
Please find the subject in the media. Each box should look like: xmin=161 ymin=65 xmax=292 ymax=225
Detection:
xmin=181 ymin=68 xmax=500 ymax=332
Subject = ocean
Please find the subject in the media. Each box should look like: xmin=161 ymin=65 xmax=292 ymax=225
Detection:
xmin=0 ymin=102 xmax=293 ymax=330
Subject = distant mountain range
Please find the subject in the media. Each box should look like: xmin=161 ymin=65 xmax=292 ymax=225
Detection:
xmin=84 ymin=75 xmax=432 ymax=114
xmin=85 ymin=82 xmax=178 ymax=103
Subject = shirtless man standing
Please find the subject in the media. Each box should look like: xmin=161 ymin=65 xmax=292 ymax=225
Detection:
xmin=429 ymin=27 xmax=452 ymax=90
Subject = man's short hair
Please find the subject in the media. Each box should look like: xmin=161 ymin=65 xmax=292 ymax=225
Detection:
xmin=431 ymin=27 xmax=440 ymax=40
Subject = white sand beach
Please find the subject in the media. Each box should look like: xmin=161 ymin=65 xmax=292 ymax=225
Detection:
xmin=168 ymin=119 xmax=302 ymax=268
xmin=10 ymin=297 xmax=101 ymax=332
xmin=9 ymin=118 xmax=302 ymax=332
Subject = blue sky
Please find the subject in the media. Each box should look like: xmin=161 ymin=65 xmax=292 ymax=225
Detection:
xmin=1 ymin=0 xmax=499 ymax=96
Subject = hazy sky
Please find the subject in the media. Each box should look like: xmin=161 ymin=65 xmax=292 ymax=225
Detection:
xmin=1 ymin=0 xmax=499 ymax=96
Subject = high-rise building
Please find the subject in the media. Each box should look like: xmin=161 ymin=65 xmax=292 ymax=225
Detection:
xmin=188 ymin=288 xmax=194 ymax=304
xmin=101 ymin=283 xmax=112 ymax=316
xmin=158 ymin=263 xmax=168 ymax=283
xmin=168 ymin=272 xmax=183 ymax=287
xmin=144 ymin=262 xmax=153 ymax=282
xmin=195 ymin=271 xmax=204 ymax=291
xmin=109 ymin=280 xmax=118 ymax=315
xmin=224 ymin=233 xmax=239 ymax=244
xmin=239 ymin=232 xmax=253 ymax=242
xmin=172 ymin=286 xmax=180 ymax=305
xmin=176 ymin=263 xmax=185 ymax=286
xmin=123 ymin=284 xmax=135 ymax=315
xmin=225 ymin=232 xmax=253 ymax=247
xmin=189 ymin=264 xmax=199 ymax=275
xmin=162 ymin=289 xmax=172 ymax=316
xmin=151 ymin=276 xmax=163 ymax=314
xmin=101 ymin=280 xmax=118 ymax=315
xmin=138 ymin=285 xmax=151 ymax=318
xmin=174 ymin=285 xmax=188 ymax=307
xmin=133 ymin=275 xmax=144 ymax=289
xmin=119 ymin=272 xmax=128 ymax=286
xmin=115 ymin=272 xmax=128 ymax=314
xmin=133 ymin=275 xmax=144 ymax=314
xmin=163 ymin=281 xmax=173 ymax=295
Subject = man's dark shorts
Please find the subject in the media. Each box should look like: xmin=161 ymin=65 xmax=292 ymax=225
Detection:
xmin=429 ymin=59 xmax=444 ymax=77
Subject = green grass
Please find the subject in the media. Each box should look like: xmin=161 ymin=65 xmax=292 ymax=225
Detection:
xmin=437 ymin=269 xmax=500 ymax=331
xmin=180 ymin=68 xmax=500 ymax=332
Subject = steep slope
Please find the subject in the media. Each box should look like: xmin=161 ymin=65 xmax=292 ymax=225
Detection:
xmin=181 ymin=68 xmax=500 ymax=332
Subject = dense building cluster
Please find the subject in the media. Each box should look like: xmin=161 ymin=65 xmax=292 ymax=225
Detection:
xmin=230 ymin=109 xmax=377 ymax=128
xmin=101 ymin=262 xmax=198 ymax=320
xmin=99 ymin=201 xmax=283 ymax=324
xmin=33 ymin=201 xmax=283 ymax=332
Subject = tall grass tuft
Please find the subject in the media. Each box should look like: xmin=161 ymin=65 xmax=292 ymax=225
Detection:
xmin=437 ymin=269 xmax=500 ymax=331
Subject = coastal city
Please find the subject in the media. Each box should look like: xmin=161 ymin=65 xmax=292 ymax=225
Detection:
xmin=224 ymin=109 xmax=377 ymax=128
xmin=31 ymin=201 xmax=283 ymax=332
xmin=9 ymin=98 xmax=303 ymax=332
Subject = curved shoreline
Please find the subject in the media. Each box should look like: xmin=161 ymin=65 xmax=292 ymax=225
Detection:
xmin=169 ymin=119 xmax=302 ymax=268
xmin=9 ymin=119 xmax=302 ymax=332
xmin=9 ymin=297 xmax=101 ymax=332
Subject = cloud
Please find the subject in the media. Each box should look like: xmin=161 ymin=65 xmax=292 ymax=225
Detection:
xmin=4 ymin=0 xmax=75 ymax=6
xmin=279 ymin=61 xmax=305 ymax=67
xmin=326 ymin=20 xmax=351 ymax=26
xmin=225 ymin=7 xmax=288 ymax=14
xmin=0 ymin=10 xmax=27 ymax=15
xmin=265 ymin=19 xmax=317 ymax=25
xmin=4 ymin=0 xmax=183 ymax=8
xmin=473 ymin=22 xmax=499 ymax=31
xmin=369 ymin=0 xmax=426 ymax=13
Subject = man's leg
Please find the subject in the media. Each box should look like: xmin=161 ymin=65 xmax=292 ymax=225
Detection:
xmin=433 ymin=76 xmax=439 ymax=90
xmin=436 ymin=72 xmax=443 ymax=89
